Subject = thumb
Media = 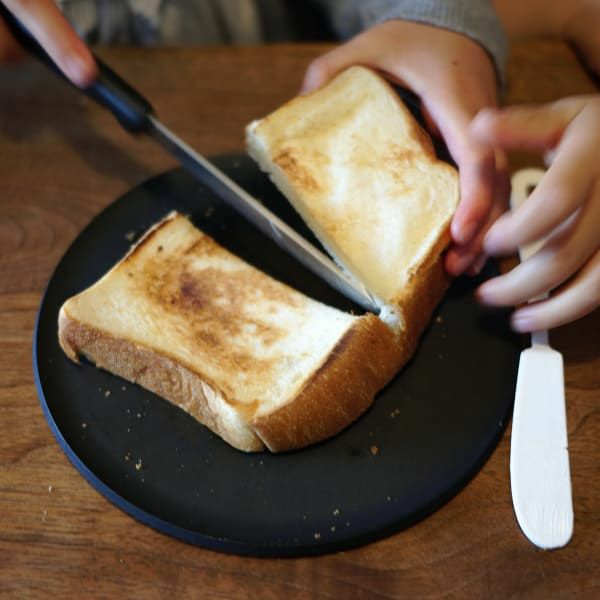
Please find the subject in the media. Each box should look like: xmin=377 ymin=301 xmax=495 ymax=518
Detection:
xmin=3 ymin=0 xmax=97 ymax=87
xmin=300 ymin=42 xmax=370 ymax=94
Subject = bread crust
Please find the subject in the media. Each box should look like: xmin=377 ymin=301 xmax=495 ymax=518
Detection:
xmin=251 ymin=314 xmax=405 ymax=452
xmin=59 ymin=305 xmax=404 ymax=453
xmin=58 ymin=307 xmax=266 ymax=452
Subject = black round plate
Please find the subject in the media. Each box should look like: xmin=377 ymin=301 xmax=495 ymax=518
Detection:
xmin=34 ymin=155 xmax=519 ymax=557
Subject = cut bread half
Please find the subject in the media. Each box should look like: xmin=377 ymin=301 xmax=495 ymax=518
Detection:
xmin=247 ymin=66 xmax=459 ymax=353
xmin=59 ymin=212 xmax=403 ymax=452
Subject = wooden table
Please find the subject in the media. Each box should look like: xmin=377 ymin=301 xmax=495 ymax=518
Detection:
xmin=1 ymin=42 xmax=598 ymax=598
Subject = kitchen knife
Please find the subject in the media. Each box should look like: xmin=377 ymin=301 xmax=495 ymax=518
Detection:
xmin=0 ymin=6 xmax=379 ymax=314
xmin=509 ymin=167 xmax=573 ymax=549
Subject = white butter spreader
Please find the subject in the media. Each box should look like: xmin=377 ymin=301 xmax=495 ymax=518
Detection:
xmin=509 ymin=168 xmax=573 ymax=549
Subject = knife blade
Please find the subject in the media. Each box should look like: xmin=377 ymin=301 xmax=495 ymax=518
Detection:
xmin=146 ymin=116 xmax=379 ymax=312
xmin=1 ymin=6 xmax=379 ymax=313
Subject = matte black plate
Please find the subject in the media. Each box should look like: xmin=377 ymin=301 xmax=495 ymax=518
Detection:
xmin=34 ymin=155 xmax=519 ymax=556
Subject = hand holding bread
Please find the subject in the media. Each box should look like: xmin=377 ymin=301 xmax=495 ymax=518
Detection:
xmin=300 ymin=19 xmax=506 ymax=278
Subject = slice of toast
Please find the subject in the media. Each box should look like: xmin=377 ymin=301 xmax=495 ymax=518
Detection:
xmin=58 ymin=212 xmax=402 ymax=452
xmin=247 ymin=66 xmax=459 ymax=354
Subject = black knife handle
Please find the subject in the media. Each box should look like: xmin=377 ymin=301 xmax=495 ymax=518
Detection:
xmin=0 ymin=5 xmax=153 ymax=132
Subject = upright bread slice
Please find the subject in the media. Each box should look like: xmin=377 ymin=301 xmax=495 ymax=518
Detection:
xmin=58 ymin=212 xmax=402 ymax=452
xmin=247 ymin=66 xmax=459 ymax=353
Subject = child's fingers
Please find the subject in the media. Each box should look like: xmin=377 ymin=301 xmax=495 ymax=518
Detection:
xmin=3 ymin=0 xmax=96 ymax=86
xmin=445 ymin=159 xmax=509 ymax=275
xmin=510 ymin=248 xmax=600 ymax=332
xmin=300 ymin=50 xmax=345 ymax=93
xmin=477 ymin=179 xmax=600 ymax=306
xmin=300 ymin=34 xmax=375 ymax=93
xmin=450 ymin=141 xmax=496 ymax=246
xmin=470 ymin=99 xmax=586 ymax=151
xmin=483 ymin=108 xmax=599 ymax=255
xmin=419 ymin=94 xmax=497 ymax=248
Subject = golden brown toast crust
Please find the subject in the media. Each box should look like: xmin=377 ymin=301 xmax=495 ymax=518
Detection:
xmin=58 ymin=308 xmax=265 ymax=452
xmin=60 ymin=303 xmax=403 ymax=453
xmin=251 ymin=313 xmax=406 ymax=452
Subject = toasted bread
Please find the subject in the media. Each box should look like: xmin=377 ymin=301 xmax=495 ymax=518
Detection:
xmin=247 ymin=66 xmax=459 ymax=353
xmin=58 ymin=212 xmax=402 ymax=452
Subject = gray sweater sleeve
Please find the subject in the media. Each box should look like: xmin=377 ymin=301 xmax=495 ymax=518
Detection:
xmin=315 ymin=0 xmax=508 ymax=82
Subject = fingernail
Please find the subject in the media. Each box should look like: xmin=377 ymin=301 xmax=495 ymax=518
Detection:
xmin=453 ymin=221 xmax=477 ymax=246
xmin=511 ymin=313 xmax=533 ymax=333
xmin=475 ymin=281 xmax=495 ymax=304
xmin=64 ymin=53 xmax=94 ymax=87
xmin=482 ymin=227 xmax=504 ymax=255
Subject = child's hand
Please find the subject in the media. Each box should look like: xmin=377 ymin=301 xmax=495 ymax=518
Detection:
xmin=301 ymin=19 xmax=505 ymax=276
xmin=472 ymin=96 xmax=600 ymax=331
xmin=0 ymin=0 xmax=96 ymax=86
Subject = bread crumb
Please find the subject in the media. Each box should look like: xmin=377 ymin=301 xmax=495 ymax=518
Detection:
xmin=122 ymin=386 xmax=126 ymax=391
xmin=81 ymin=422 xmax=87 ymax=429
xmin=204 ymin=206 xmax=215 ymax=218
xmin=435 ymin=315 xmax=443 ymax=324
xmin=104 ymin=390 xmax=111 ymax=397
xmin=136 ymin=413 xmax=141 ymax=419
xmin=370 ymin=445 xmax=379 ymax=456
xmin=125 ymin=453 xmax=131 ymax=461
xmin=42 ymin=509 xmax=47 ymax=522
xmin=387 ymin=496 xmax=391 ymax=502
xmin=48 ymin=485 xmax=53 ymax=493
xmin=330 ymin=526 xmax=336 ymax=533
xmin=135 ymin=459 xmax=142 ymax=471
xmin=389 ymin=408 xmax=401 ymax=419
xmin=314 ymin=532 xmax=321 ymax=540
xmin=125 ymin=231 xmax=135 ymax=242
xmin=333 ymin=508 xmax=340 ymax=516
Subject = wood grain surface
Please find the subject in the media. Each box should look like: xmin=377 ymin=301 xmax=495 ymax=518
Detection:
xmin=0 ymin=42 xmax=598 ymax=599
